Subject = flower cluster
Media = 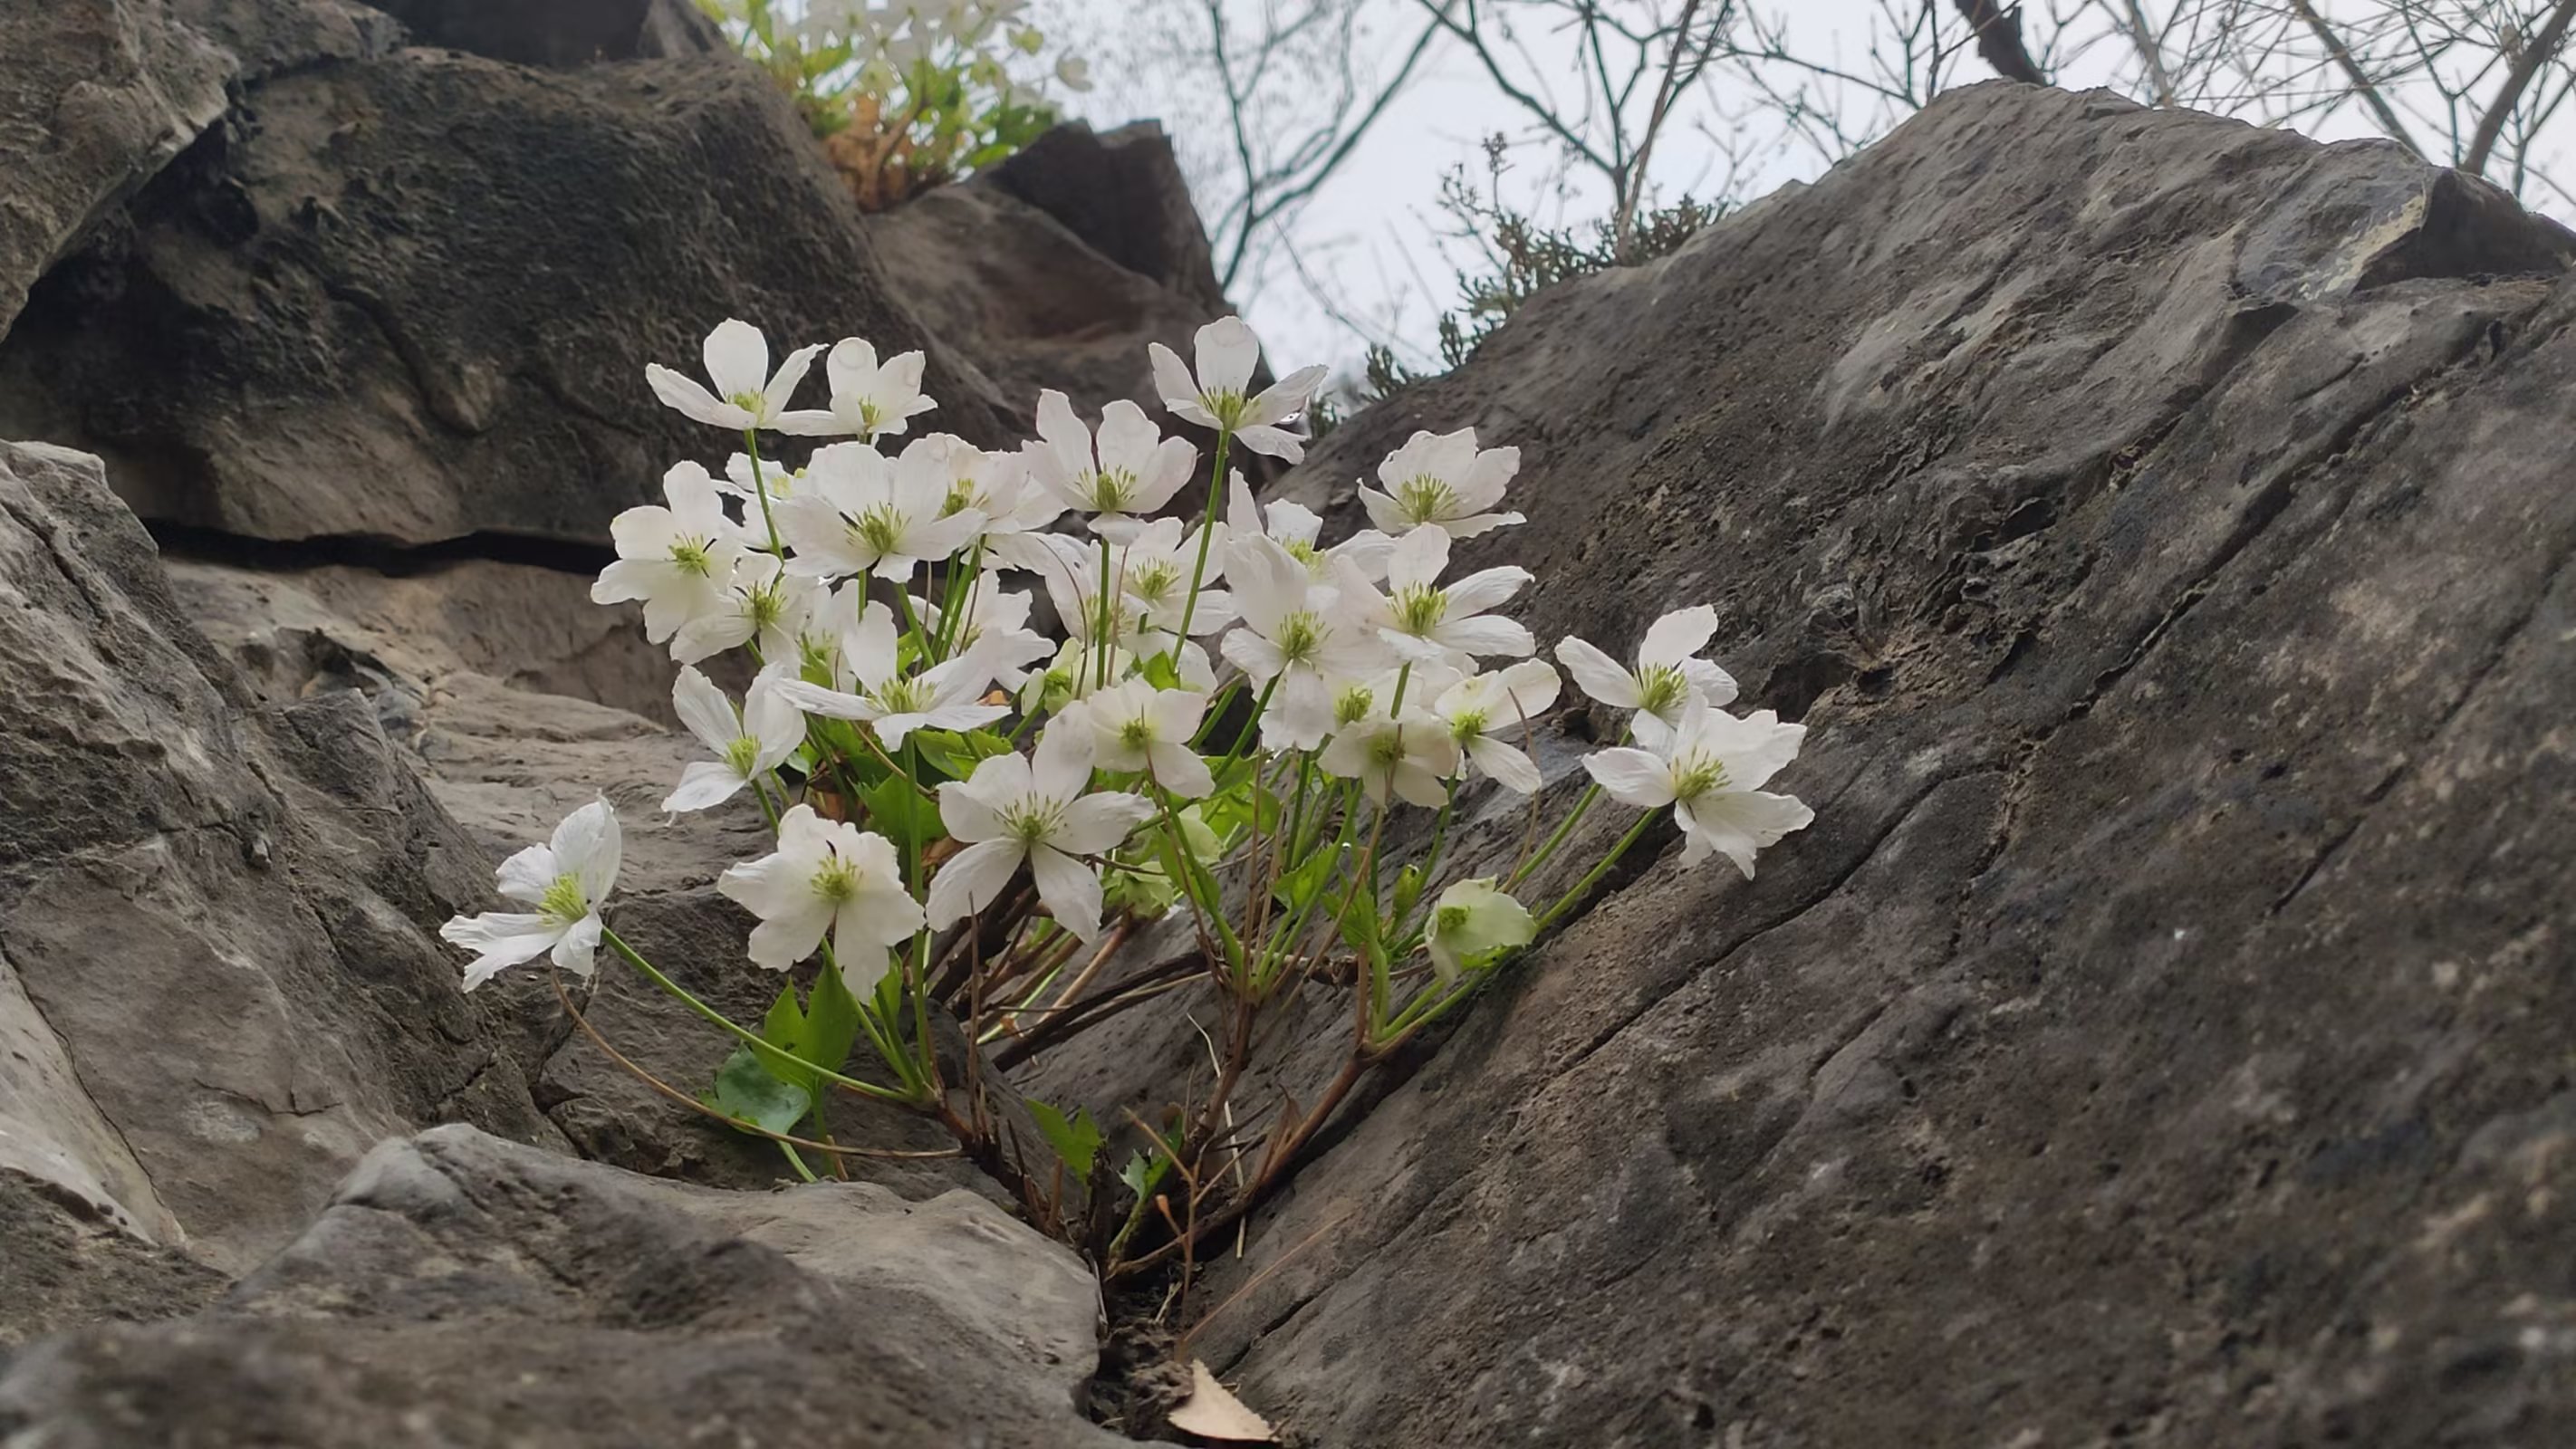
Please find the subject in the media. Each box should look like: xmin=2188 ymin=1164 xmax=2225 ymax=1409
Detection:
xmin=704 ymin=0 xmax=1090 ymax=210
xmin=441 ymin=306 xmax=1812 ymax=1239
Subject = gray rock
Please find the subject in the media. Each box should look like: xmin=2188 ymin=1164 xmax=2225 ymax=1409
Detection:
xmin=0 ymin=438 xmax=559 ymax=1314
xmin=0 ymin=1125 xmax=1126 ymax=1447
xmin=0 ymin=29 xmax=1006 ymax=546
xmin=370 ymin=0 xmax=723 ymax=66
xmin=867 ymin=121 xmax=1245 ymax=428
xmin=0 ymin=0 xmax=231 ymax=338
xmin=1025 ymin=85 xmax=2576 ymax=1445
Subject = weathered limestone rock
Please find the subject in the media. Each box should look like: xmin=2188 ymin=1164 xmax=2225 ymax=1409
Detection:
xmin=0 ymin=1126 xmax=1125 ymax=1447
xmin=0 ymin=439 xmax=561 ymax=1320
xmin=1030 ymin=85 xmax=2576 ymax=1446
xmin=0 ymin=32 xmax=1004 ymax=548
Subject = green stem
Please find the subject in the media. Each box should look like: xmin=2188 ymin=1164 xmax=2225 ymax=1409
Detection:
xmin=1535 ymin=811 xmax=1658 ymax=933
xmin=1508 ymin=782 xmax=1603 ymax=891
xmin=602 ymin=927 xmax=913 ymax=1104
xmin=743 ymin=428 xmax=785 ymax=558
xmin=1170 ymin=427 xmax=1233 ymax=655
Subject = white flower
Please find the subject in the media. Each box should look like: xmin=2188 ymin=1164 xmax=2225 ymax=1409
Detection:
xmin=908 ymin=433 xmax=1062 ymax=535
xmin=439 ymin=797 xmax=622 ymax=990
xmin=925 ymin=720 xmax=1155 ymax=942
xmin=1555 ymin=605 xmax=1741 ymax=749
xmin=592 ymin=463 xmax=747 ymax=645
xmin=669 ymin=552 xmax=821 ymax=666
xmin=1077 ymin=678 xmax=1214 ymax=798
xmin=1054 ymin=53 xmax=1092 ymax=91
xmin=1112 ymin=516 xmax=1235 ymax=636
xmin=820 ymin=337 xmax=936 ymax=441
xmin=1432 ymin=659 xmax=1562 ymax=794
xmin=774 ymin=600 xmax=1011 ymax=747
xmin=645 ymin=319 xmax=837 ymax=434
xmin=1424 ymin=878 xmax=1535 ymax=983
xmin=1024 ymin=390 xmax=1197 ymax=540
xmin=991 ymin=529 xmax=1169 ymax=660
xmin=1317 ymin=704 xmax=1459 ymax=808
xmin=665 ymin=666 xmax=805 ymax=813
xmin=717 ymin=805 xmax=923 ymax=981
xmin=719 ymin=451 xmax=803 ymax=508
xmin=1227 ymin=472 xmax=1394 ymax=582
xmin=920 ymin=571 xmax=1053 ymax=687
xmin=1358 ymin=427 xmax=1524 ymax=539
xmin=1220 ymin=534 xmax=1395 ymax=751
xmin=1147 ymin=317 xmax=1328 ymax=461
xmin=776 ymin=441 xmax=987 ymax=583
xmin=1366 ymin=524 xmax=1534 ymax=665
xmin=1581 ymin=698 xmax=1813 ymax=877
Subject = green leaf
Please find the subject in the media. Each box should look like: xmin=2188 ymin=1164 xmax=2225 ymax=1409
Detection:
xmin=860 ymin=774 xmax=945 ymax=858
xmin=1139 ymin=652 xmax=1182 ymax=690
xmin=1118 ymin=1147 xmax=1168 ymax=1202
xmin=703 ymin=1043 xmax=812 ymax=1138
xmin=793 ymin=961 xmax=864 ymax=1092
xmin=762 ymin=982 xmax=805 ymax=1049
xmin=1274 ymin=842 xmax=1343 ymax=913
xmin=1027 ymin=1100 xmax=1104 ymax=1178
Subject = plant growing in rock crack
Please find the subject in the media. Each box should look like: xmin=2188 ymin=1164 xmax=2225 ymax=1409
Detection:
xmin=439 ymin=308 xmax=1815 ymax=1293
xmin=699 ymin=0 xmax=1088 ymax=210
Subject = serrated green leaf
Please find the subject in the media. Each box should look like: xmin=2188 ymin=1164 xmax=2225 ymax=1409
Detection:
xmin=1027 ymin=1100 xmax=1104 ymax=1178
xmin=860 ymin=774 xmax=945 ymax=857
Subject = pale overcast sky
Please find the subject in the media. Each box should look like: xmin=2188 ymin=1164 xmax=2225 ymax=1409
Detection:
xmin=1038 ymin=1 xmax=2576 ymax=383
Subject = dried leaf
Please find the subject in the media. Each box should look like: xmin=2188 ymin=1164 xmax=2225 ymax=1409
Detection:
xmin=1168 ymin=1360 xmax=1274 ymax=1443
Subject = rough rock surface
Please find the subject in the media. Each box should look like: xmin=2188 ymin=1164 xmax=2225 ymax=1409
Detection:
xmin=0 ymin=439 xmax=559 ymax=1310
xmin=0 ymin=0 xmax=231 ymax=338
xmin=0 ymin=1126 xmax=1124 ymax=1447
xmin=0 ymin=22 xmax=1004 ymax=548
xmin=872 ymin=121 xmax=1241 ymax=421
xmin=1041 ymin=83 xmax=2576 ymax=1446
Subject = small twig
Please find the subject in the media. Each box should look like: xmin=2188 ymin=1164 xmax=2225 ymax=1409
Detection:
xmin=2465 ymin=0 xmax=2576 ymax=176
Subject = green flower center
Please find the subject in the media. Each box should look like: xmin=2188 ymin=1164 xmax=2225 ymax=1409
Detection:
xmin=746 ymin=582 xmax=787 ymax=631
xmin=1274 ymin=611 xmax=1323 ymax=666
xmin=941 ymin=479 xmax=981 ymax=517
xmin=1081 ymin=468 xmax=1140 ymax=513
xmin=1365 ymin=729 xmax=1410 ymax=769
xmin=812 ymin=854 xmax=860 ymax=904
xmin=1395 ymin=475 xmax=1458 ymax=523
xmin=1671 ymin=751 xmax=1731 ymax=803
xmin=874 ymin=677 xmax=931 ymax=715
xmin=1130 ymin=560 xmax=1180 ymax=604
xmin=1119 ymin=717 xmax=1156 ymax=750
xmin=538 ymin=874 xmax=589 ymax=926
xmin=668 ymin=536 xmax=716 ymax=575
xmin=1200 ymin=388 xmax=1249 ymax=428
xmin=1392 ymin=584 xmax=1448 ymax=636
xmin=857 ymin=399 xmax=888 ymax=436
xmin=1283 ymin=538 xmax=1321 ymax=568
xmin=1334 ymin=686 xmax=1374 ymax=727
xmin=1000 ymin=801 xmax=1064 ymax=846
xmin=1637 ymin=665 xmax=1690 ymax=716
xmin=723 ymin=735 xmax=762 ymax=776
xmin=727 ymin=389 xmax=765 ymax=414
xmin=1447 ymin=705 xmax=1488 ymax=743
xmin=847 ymin=504 xmax=908 ymax=557
xmin=1434 ymin=903 xmax=1470 ymax=935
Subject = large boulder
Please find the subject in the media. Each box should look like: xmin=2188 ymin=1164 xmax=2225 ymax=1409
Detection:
xmin=0 ymin=1126 xmax=1125 ymax=1447
xmin=870 ymin=121 xmax=1244 ymax=422
xmin=0 ymin=14 xmax=1007 ymax=548
xmin=0 ymin=438 xmax=561 ymax=1329
xmin=1033 ymin=84 xmax=2576 ymax=1445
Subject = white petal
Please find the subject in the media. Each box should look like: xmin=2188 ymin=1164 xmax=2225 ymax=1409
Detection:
xmin=671 ymin=667 xmax=740 ymax=753
xmin=745 ymin=902 xmax=835 ymax=971
xmin=1052 ymin=792 xmax=1156 ymax=854
xmin=552 ymin=798 xmax=622 ymax=903
xmin=924 ymin=838 xmax=1024 ymax=929
xmin=1030 ymin=716 xmax=1096 ymax=801
xmin=1193 ymin=315 xmax=1262 ymax=396
xmin=831 ymin=880 xmax=926 ymax=952
xmin=441 ymin=912 xmax=565 ymax=990
xmin=1638 ymin=605 xmax=1720 ymax=670
xmin=495 ymin=842 xmax=559 ymax=904
xmin=1581 ymin=747 xmax=1677 ymax=808
xmin=1676 ymin=791 xmax=1815 ymax=878
xmin=645 ymin=364 xmax=741 ymax=428
xmin=663 ymin=761 xmax=747 ymax=813
xmin=702 ymin=319 xmax=769 ymax=400
xmin=1556 ymin=636 xmax=1642 ymax=709
xmin=1148 ymin=341 xmax=1199 ymax=411
xmin=1434 ymin=614 xmax=1535 ymax=659
xmin=1028 ymin=843 xmax=1107 ymax=942
xmin=1231 ymin=424 xmax=1303 ymax=462
xmin=1444 ymin=565 xmax=1531 ymax=616
xmin=1466 ymin=735 xmax=1543 ymax=794
xmin=549 ymin=914 xmax=604 ymax=975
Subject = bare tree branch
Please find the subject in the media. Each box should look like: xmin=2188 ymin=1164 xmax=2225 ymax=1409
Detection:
xmin=2465 ymin=0 xmax=2576 ymax=175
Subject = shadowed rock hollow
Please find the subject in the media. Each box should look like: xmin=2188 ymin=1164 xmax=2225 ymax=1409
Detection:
xmin=1 ymin=5 xmax=2571 ymax=1445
